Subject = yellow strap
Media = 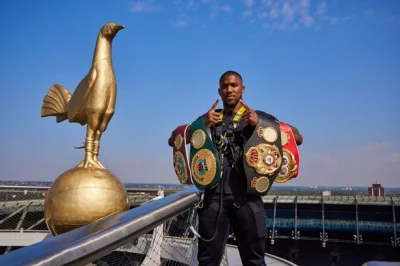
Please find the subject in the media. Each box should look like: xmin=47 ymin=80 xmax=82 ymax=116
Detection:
xmin=217 ymin=105 xmax=247 ymax=123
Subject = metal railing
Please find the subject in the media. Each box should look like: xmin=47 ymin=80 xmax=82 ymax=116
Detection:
xmin=0 ymin=186 xmax=201 ymax=266
xmin=0 ymin=185 xmax=183 ymax=195
xmin=0 ymin=186 xmax=164 ymax=234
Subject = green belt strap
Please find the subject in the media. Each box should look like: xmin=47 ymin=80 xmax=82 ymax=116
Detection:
xmin=189 ymin=117 xmax=221 ymax=190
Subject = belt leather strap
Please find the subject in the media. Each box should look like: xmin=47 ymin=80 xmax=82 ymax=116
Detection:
xmin=172 ymin=124 xmax=192 ymax=185
xmin=189 ymin=117 xmax=221 ymax=190
xmin=275 ymin=122 xmax=300 ymax=183
xmin=242 ymin=112 xmax=283 ymax=196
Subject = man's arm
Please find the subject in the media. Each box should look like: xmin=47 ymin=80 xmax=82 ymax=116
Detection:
xmin=255 ymin=110 xmax=303 ymax=146
xmin=287 ymin=124 xmax=303 ymax=146
xmin=168 ymin=133 xmax=175 ymax=147
xmin=168 ymin=125 xmax=192 ymax=147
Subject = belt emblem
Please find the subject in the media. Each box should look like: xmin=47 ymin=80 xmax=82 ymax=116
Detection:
xmin=189 ymin=117 xmax=221 ymax=189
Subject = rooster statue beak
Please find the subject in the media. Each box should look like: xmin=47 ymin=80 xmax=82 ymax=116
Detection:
xmin=115 ymin=24 xmax=125 ymax=31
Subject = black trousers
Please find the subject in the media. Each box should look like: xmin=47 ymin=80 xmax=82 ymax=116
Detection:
xmin=197 ymin=193 xmax=268 ymax=266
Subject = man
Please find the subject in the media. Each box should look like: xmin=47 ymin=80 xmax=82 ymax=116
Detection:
xmin=168 ymin=70 xmax=303 ymax=266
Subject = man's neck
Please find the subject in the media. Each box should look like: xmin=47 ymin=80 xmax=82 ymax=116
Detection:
xmin=223 ymin=102 xmax=243 ymax=114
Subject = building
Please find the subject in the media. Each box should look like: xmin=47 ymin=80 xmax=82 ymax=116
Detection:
xmin=322 ymin=190 xmax=332 ymax=196
xmin=368 ymin=183 xmax=386 ymax=197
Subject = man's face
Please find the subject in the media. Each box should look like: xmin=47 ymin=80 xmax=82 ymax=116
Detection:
xmin=218 ymin=74 xmax=245 ymax=108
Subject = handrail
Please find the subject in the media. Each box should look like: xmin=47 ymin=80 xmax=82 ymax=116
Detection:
xmin=0 ymin=185 xmax=184 ymax=194
xmin=0 ymin=185 xmax=51 ymax=191
xmin=0 ymin=186 xmax=201 ymax=266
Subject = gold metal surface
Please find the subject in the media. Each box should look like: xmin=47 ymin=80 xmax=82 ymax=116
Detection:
xmin=41 ymin=22 xmax=125 ymax=169
xmin=254 ymin=176 xmax=270 ymax=193
xmin=281 ymin=131 xmax=290 ymax=146
xmin=245 ymin=143 xmax=282 ymax=175
xmin=191 ymin=149 xmax=217 ymax=186
xmin=250 ymin=176 xmax=270 ymax=193
xmin=44 ymin=167 xmax=129 ymax=236
xmin=191 ymin=129 xmax=206 ymax=149
xmin=262 ymin=127 xmax=278 ymax=143
xmin=40 ymin=22 xmax=129 ymax=236
xmin=174 ymin=134 xmax=183 ymax=150
xmin=275 ymin=149 xmax=298 ymax=183
xmin=173 ymin=151 xmax=188 ymax=183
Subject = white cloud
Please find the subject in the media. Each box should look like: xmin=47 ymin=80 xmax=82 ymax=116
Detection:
xmin=243 ymin=0 xmax=256 ymax=8
xmin=262 ymin=0 xmax=274 ymax=7
xmin=243 ymin=9 xmax=253 ymax=18
xmin=220 ymin=4 xmax=233 ymax=13
xmin=172 ymin=0 xmax=232 ymax=21
xmin=130 ymin=0 xmax=160 ymax=13
xmin=330 ymin=16 xmax=340 ymax=25
xmin=241 ymin=0 xmax=356 ymax=31
xmin=269 ymin=6 xmax=280 ymax=19
xmin=329 ymin=15 xmax=352 ymax=25
xmin=300 ymin=11 xmax=314 ymax=27
xmin=127 ymin=0 xmax=360 ymax=30
xmin=258 ymin=11 xmax=268 ymax=18
xmin=281 ymin=2 xmax=297 ymax=23
xmin=316 ymin=1 xmax=327 ymax=18
xmin=170 ymin=19 xmax=188 ymax=28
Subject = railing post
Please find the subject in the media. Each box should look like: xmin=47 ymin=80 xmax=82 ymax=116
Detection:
xmin=320 ymin=197 xmax=328 ymax=247
xmin=354 ymin=197 xmax=362 ymax=244
xmin=391 ymin=197 xmax=398 ymax=247
xmin=270 ymin=196 xmax=278 ymax=245
xmin=292 ymin=196 xmax=299 ymax=240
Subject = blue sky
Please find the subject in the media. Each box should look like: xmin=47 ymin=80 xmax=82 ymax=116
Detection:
xmin=0 ymin=0 xmax=399 ymax=187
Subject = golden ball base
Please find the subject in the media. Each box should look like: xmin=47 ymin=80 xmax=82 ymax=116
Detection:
xmin=44 ymin=167 xmax=129 ymax=236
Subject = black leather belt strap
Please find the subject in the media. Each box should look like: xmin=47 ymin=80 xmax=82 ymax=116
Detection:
xmin=242 ymin=112 xmax=283 ymax=196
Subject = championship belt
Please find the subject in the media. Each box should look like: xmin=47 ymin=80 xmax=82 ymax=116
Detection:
xmin=275 ymin=122 xmax=300 ymax=183
xmin=243 ymin=113 xmax=283 ymax=196
xmin=172 ymin=124 xmax=192 ymax=185
xmin=189 ymin=117 xmax=221 ymax=190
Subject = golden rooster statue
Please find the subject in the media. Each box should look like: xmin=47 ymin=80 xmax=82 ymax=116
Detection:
xmin=41 ymin=22 xmax=125 ymax=169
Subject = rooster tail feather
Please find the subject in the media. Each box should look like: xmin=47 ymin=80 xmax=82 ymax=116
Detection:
xmin=41 ymin=84 xmax=72 ymax=123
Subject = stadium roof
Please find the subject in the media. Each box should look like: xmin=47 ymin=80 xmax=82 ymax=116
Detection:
xmin=262 ymin=195 xmax=400 ymax=206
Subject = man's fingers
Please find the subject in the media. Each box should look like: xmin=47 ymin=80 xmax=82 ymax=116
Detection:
xmin=241 ymin=112 xmax=250 ymax=119
xmin=240 ymin=99 xmax=251 ymax=110
xmin=210 ymin=113 xmax=221 ymax=122
xmin=241 ymin=112 xmax=250 ymax=121
xmin=209 ymin=109 xmax=221 ymax=118
xmin=210 ymin=98 xmax=220 ymax=110
xmin=211 ymin=114 xmax=219 ymax=120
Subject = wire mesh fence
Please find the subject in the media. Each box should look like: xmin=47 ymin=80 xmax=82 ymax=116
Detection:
xmin=91 ymin=209 xmax=229 ymax=266
xmin=0 ymin=189 xmax=47 ymax=231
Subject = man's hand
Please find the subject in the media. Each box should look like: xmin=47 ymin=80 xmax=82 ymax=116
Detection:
xmin=204 ymin=99 xmax=221 ymax=128
xmin=240 ymin=100 xmax=258 ymax=127
xmin=288 ymin=124 xmax=303 ymax=146
xmin=168 ymin=125 xmax=191 ymax=147
xmin=168 ymin=132 xmax=174 ymax=147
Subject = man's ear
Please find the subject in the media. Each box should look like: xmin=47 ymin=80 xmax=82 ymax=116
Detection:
xmin=242 ymin=85 xmax=245 ymax=93
xmin=218 ymin=88 xmax=222 ymax=96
